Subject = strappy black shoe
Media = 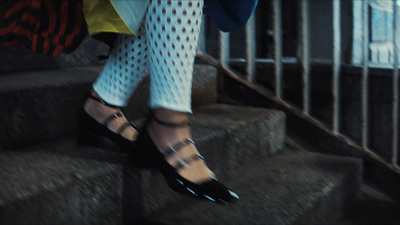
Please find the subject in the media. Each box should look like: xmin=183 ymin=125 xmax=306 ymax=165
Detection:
xmin=76 ymin=94 xmax=138 ymax=151
xmin=134 ymin=111 xmax=239 ymax=204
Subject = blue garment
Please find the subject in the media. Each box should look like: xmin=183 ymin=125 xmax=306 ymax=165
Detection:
xmin=110 ymin=0 xmax=150 ymax=34
xmin=204 ymin=0 xmax=258 ymax=32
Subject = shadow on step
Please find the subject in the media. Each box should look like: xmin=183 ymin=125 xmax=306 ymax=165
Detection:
xmin=342 ymin=199 xmax=400 ymax=225
xmin=122 ymin=162 xmax=145 ymax=225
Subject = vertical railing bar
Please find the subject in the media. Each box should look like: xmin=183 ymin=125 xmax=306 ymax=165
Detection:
xmin=246 ymin=13 xmax=256 ymax=82
xmin=361 ymin=0 xmax=370 ymax=148
xmin=301 ymin=0 xmax=311 ymax=115
xmin=219 ymin=31 xmax=230 ymax=70
xmin=198 ymin=14 xmax=207 ymax=55
xmin=392 ymin=0 xmax=399 ymax=167
xmin=273 ymin=0 xmax=283 ymax=100
xmin=332 ymin=0 xmax=341 ymax=133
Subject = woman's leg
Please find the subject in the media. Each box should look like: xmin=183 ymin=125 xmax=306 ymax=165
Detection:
xmin=144 ymin=0 xmax=213 ymax=183
xmin=84 ymin=32 xmax=149 ymax=141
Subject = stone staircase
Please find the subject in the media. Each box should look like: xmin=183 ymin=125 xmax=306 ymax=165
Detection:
xmin=0 ymin=41 xmax=363 ymax=224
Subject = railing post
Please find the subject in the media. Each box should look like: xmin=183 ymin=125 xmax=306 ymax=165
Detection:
xmin=219 ymin=31 xmax=230 ymax=70
xmin=361 ymin=0 xmax=370 ymax=149
xmin=332 ymin=0 xmax=341 ymax=134
xmin=246 ymin=13 xmax=256 ymax=82
xmin=392 ymin=0 xmax=399 ymax=168
xmin=197 ymin=14 xmax=207 ymax=55
xmin=273 ymin=0 xmax=283 ymax=100
xmin=301 ymin=0 xmax=311 ymax=115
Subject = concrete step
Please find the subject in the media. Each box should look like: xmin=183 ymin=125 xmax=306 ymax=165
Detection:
xmin=337 ymin=185 xmax=400 ymax=225
xmin=148 ymin=143 xmax=363 ymax=225
xmin=0 ymin=104 xmax=286 ymax=224
xmin=0 ymin=64 xmax=218 ymax=150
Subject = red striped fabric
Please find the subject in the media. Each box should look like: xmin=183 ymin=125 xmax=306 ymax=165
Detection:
xmin=0 ymin=0 xmax=87 ymax=57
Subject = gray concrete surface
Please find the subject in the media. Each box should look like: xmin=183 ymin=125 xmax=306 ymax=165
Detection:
xmin=0 ymin=104 xmax=285 ymax=224
xmin=148 ymin=144 xmax=362 ymax=225
xmin=0 ymin=143 xmax=124 ymax=224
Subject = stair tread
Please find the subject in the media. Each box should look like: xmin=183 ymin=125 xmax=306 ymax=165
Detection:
xmin=0 ymin=140 xmax=118 ymax=206
xmin=149 ymin=148 xmax=362 ymax=225
xmin=0 ymin=104 xmax=284 ymax=211
xmin=0 ymin=66 xmax=101 ymax=91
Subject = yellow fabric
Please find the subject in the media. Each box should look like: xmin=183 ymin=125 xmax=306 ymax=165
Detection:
xmin=83 ymin=0 xmax=134 ymax=35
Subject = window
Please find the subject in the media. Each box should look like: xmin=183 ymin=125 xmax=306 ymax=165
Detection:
xmin=352 ymin=0 xmax=400 ymax=66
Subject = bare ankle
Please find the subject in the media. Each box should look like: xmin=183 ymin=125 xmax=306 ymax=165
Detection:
xmin=84 ymin=91 xmax=118 ymax=123
xmin=152 ymin=108 xmax=188 ymax=123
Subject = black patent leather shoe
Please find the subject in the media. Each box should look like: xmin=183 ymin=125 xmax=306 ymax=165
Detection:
xmin=134 ymin=111 xmax=239 ymax=204
xmin=76 ymin=94 xmax=137 ymax=151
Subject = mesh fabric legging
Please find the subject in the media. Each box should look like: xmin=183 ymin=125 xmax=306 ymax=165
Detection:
xmin=93 ymin=0 xmax=204 ymax=113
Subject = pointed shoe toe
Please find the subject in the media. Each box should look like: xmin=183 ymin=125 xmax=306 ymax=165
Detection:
xmin=194 ymin=179 xmax=239 ymax=204
xmin=167 ymin=174 xmax=239 ymax=204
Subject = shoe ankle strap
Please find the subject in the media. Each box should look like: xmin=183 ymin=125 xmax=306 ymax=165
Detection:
xmin=150 ymin=111 xmax=190 ymax=128
xmin=87 ymin=94 xmax=120 ymax=109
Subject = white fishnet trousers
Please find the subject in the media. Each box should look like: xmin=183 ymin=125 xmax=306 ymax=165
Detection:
xmin=93 ymin=0 xmax=204 ymax=113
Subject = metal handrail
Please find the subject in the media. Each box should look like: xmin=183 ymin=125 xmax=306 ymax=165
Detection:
xmin=197 ymin=0 xmax=400 ymax=173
